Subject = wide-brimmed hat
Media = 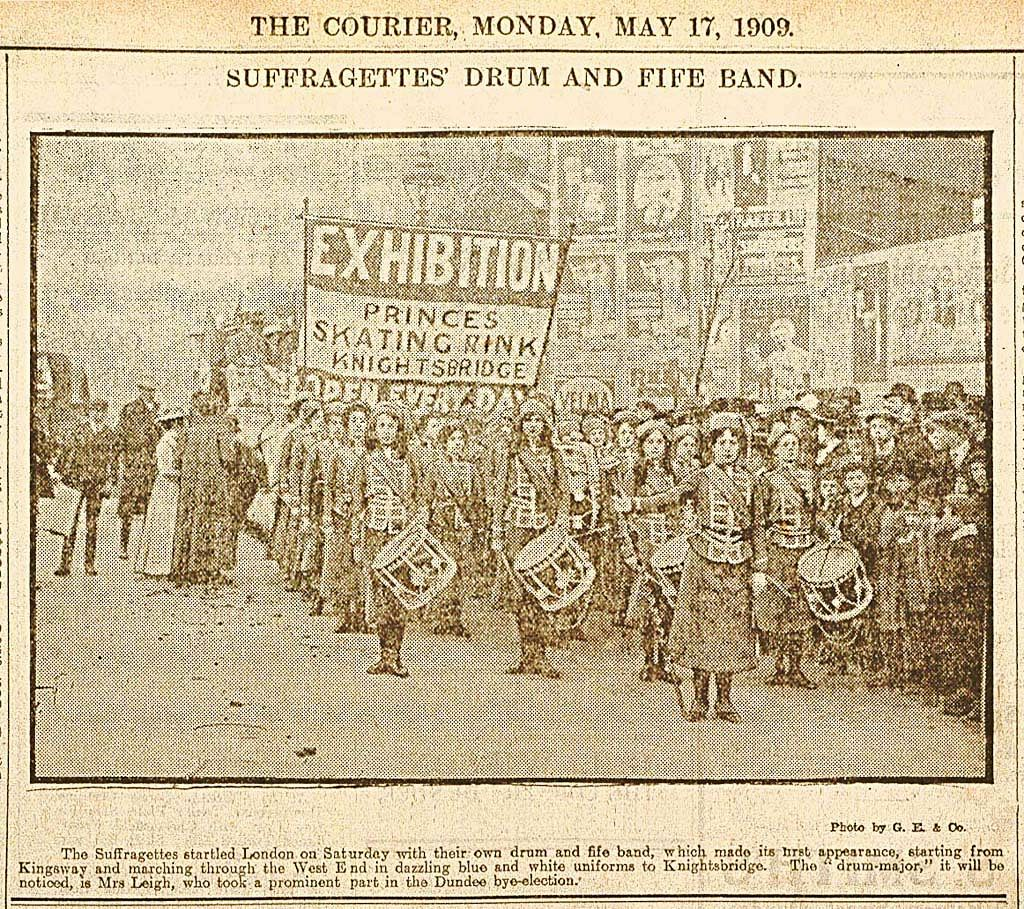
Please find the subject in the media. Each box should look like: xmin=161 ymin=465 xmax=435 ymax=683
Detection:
xmin=637 ymin=419 xmax=672 ymax=443
xmin=708 ymin=411 xmax=745 ymax=433
xmin=337 ymin=400 xmax=370 ymax=422
xmin=831 ymin=454 xmax=869 ymax=478
xmin=921 ymin=409 xmax=975 ymax=437
xmin=372 ymin=400 xmax=407 ymax=425
xmin=859 ymin=399 xmax=904 ymax=425
xmin=518 ymin=397 xmax=553 ymax=424
xmin=324 ymin=399 xmax=350 ymax=418
xmin=782 ymin=393 xmax=821 ymax=416
xmin=811 ymin=402 xmax=846 ymax=425
xmin=672 ymin=422 xmax=702 ymax=444
xmin=885 ymin=382 xmax=918 ymax=406
xmin=155 ymin=406 xmax=185 ymax=424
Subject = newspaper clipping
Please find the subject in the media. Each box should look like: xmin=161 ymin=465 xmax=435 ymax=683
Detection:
xmin=0 ymin=3 xmax=1020 ymax=909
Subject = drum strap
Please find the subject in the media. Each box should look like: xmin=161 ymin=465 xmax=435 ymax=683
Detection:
xmin=369 ymin=449 xmax=408 ymax=502
xmin=707 ymin=465 xmax=749 ymax=515
xmin=777 ymin=468 xmax=813 ymax=508
xmin=435 ymin=462 xmax=471 ymax=526
xmin=516 ymin=448 xmax=560 ymax=517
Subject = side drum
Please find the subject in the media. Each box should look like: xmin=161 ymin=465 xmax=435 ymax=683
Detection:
xmin=512 ymin=525 xmax=596 ymax=613
xmin=797 ymin=541 xmax=873 ymax=623
xmin=371 ymin=522 xmax=457 ymax=610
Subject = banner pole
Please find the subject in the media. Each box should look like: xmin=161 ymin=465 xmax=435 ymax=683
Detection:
xmin=300 ymin=197 xmax=309 ymax=377
xmin=535 ymin=223 xmax=575 ymax=395
xmin=552 ymin=222 xmax=576 ymax=298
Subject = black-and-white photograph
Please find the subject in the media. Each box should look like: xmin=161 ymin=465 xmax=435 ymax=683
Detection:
xmin=30 ymin=131 xmax=990 ymax=782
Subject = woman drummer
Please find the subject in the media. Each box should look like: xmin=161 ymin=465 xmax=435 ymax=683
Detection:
xmin=615 ymin=412 xmax=762 ymax=722
xmin=581 ymin=411 xmax=621 ymax=618
xmin=489 ymin=398 xmax=569 ymax=678
xmin=426 ymin=419 xmax=484 ymax=637
xmin=351 ymin=401 xmax=432 ymax=678
xmin=759 ymin=423 xmax=819 ymax=688
xmin=620 ymin=419 xmax=683 ymax=682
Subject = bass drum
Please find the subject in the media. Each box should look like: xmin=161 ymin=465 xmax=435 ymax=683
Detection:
xmin=797 ymin=541 xmax=873 ymax=623
xmin=512 ymin=524 xmax=596 ymax=614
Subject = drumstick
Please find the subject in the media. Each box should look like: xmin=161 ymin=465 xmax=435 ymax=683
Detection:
xmin=671 ymin=675 xmax=687 ymax=718
xmin=495 ymin=546 xmax=523 ymax=594
xmin=763 ymin=574 xmax=794 ymax=601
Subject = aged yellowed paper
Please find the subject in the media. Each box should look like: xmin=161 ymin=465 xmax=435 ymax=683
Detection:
xmin=0 ymin=3 xmax=1020 ymax=909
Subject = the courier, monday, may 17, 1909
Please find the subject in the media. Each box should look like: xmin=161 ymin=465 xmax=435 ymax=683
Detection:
xmin=0 ymin=2 xmax=1021 ymax=908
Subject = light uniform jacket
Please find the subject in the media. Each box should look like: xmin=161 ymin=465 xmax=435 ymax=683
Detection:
xmin=631 ymin=464 xmax=765 ymax=567
xmin=760 ymin=466 xmax=817 ymax=551
xmin=487 ymin=444 xmax=569 ymax=534
xmin=352 ymin=447 xmax=432 ymax=537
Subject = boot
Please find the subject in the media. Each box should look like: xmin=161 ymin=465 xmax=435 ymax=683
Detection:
xmin=714 ymin=672 xmax=741 ymax=722
xmin=508 ymin=616 xmax=537 ymax=675
xmin=687 ymin=670 xmax=710 ymax=721
xmin=787 ymin=632 xmax=817 ymax=689
xmin=531 ymin=652 xmax=562 ymax=679
xmin=119 ymin=518 xmax=130 ymax=559
xmin=368 ymin=647 xmax=409 ymax=678
xmin=767 ymin=643 xmax=789 ymax=685
xmin=640 ymin=639 xmax=665 ymax=682
xmin=368 ymin=625 xmax=409 ymax=678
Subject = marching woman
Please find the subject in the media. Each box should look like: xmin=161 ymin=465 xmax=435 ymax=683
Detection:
xmin=351 ymin=402 xmax=433 ymax=677
xmin=758 ymin=424 xmax=819 ymax=688
xmin=619 ymin=419 xmax=683 ymax=681
xmin=322 ymin=401 xmax=370 ymax=634
xmin=555 ymin=413 xmax=601 ymax=640
xmin=267 ymin=393 xmax=308 ymax=563
xmin=427 ymin=420 xmax=484 ymax=637
xmin=581 ymin=412 xmax=620 ymax=617
xmin=134 ymin=408 xmax=185 ymax=577
xmin=605 ymin=410 xmax=640 ymax=626
xmin=284 ymin=400 xmax=325 ymax=599
xmin=615 ymin=413 xmax=763 ymax=722
xmin=489 ymin=399 xmax=569 ymax=679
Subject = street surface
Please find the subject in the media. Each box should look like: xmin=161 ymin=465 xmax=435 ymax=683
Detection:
xmin=32 ymin=502 xmax=986 ymax=781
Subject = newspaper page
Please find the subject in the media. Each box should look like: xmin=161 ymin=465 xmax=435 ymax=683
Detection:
xmin=0 ymin=2 xmax=1020 ymax=908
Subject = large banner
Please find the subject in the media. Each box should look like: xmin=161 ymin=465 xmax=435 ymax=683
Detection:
xmin=302 ymin=218 xmax=571 ymax=387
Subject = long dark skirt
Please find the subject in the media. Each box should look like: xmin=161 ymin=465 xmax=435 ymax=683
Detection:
xmin=320 ymin=508 xmax=359 ymax=613
xmin=668 ymin=548 xmax=756 ymax=673
xmin=758 ymin=543 xmax=814 ymax=634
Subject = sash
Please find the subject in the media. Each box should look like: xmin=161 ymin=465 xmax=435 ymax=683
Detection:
xmin=705 ymin=464 xmax=749 ymax=516
xmin=776 ymin=467 xmax=813 ymax=508
xmin=368 ymin=448 xmax=408 ymax=502
xmin=435 ymin=460 xmax=472 ymax=523
xmin=516 ymin=446 xmax=560 ymax=517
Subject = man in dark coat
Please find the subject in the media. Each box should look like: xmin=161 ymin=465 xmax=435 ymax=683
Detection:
xmin=54 ymin=400 xmax=118 ymax=576
xmin=116 ymin=377 xmax=160 ymax=559
xmin=921 ymin=409 xmax=986 ymax=719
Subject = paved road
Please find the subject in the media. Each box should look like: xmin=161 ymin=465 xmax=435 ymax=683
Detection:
xmin=32 ymin=505 xmax=986 ymax=781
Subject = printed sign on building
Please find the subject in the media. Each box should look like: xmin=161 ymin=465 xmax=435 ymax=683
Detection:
xmin=555 ymin=138 xmax=617 ymax=234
